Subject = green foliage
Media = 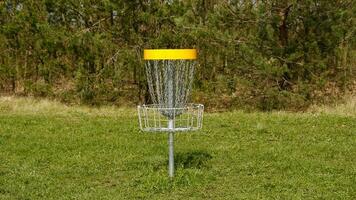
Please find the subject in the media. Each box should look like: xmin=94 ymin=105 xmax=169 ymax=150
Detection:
xmin=0 ymin=0 xmax=355 ymax=110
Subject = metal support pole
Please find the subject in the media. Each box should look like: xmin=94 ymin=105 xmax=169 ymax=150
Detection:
xmin=167 ymin=62 xmax=175 ymax=178
xmin=168 ymin=120 xmax=174 ymax=178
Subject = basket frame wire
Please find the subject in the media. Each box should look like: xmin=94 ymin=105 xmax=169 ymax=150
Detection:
xmin=137 ymin=103 xmax=204 ymax=132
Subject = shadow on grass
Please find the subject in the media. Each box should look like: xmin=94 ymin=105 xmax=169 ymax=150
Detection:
xmin=127 ymin=151 xmax=213 ymax=171
xmin=174 ymin=150 xmax=212 ymax=169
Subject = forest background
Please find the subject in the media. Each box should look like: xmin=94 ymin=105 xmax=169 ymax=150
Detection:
xmin=0 ymin=0 xmax=355 ymax=111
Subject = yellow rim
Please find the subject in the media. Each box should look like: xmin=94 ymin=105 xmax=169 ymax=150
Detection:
xmin=144 ymin=49 xmax=197 ymax=60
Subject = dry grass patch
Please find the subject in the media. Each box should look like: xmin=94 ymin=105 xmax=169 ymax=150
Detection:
xmin=0 ymin=96 xmax=134 ymax=117
xmin=308 ymin=94 xmax=356 ymax=116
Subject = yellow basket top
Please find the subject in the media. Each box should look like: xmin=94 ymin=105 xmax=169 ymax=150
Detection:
xmin=144 ymin=49 xmax=197 ymax=60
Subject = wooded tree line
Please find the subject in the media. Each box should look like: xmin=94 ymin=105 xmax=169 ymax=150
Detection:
xmin=0 ymin=0 xmax=355 ymax=110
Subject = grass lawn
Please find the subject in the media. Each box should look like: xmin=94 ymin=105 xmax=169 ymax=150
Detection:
xmin=0 ymin=97 xmax=355 ymax=199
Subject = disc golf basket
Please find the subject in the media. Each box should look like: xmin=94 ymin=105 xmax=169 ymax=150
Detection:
xmin=137 ymin=49 xmax=204 ymax=177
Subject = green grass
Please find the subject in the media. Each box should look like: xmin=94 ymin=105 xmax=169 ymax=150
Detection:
xmin=0 ymin=97 xmax=355 ymax=199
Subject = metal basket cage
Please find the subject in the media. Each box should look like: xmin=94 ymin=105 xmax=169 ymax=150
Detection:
xmin=138 ymin=103 xmax=204 ymax=132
